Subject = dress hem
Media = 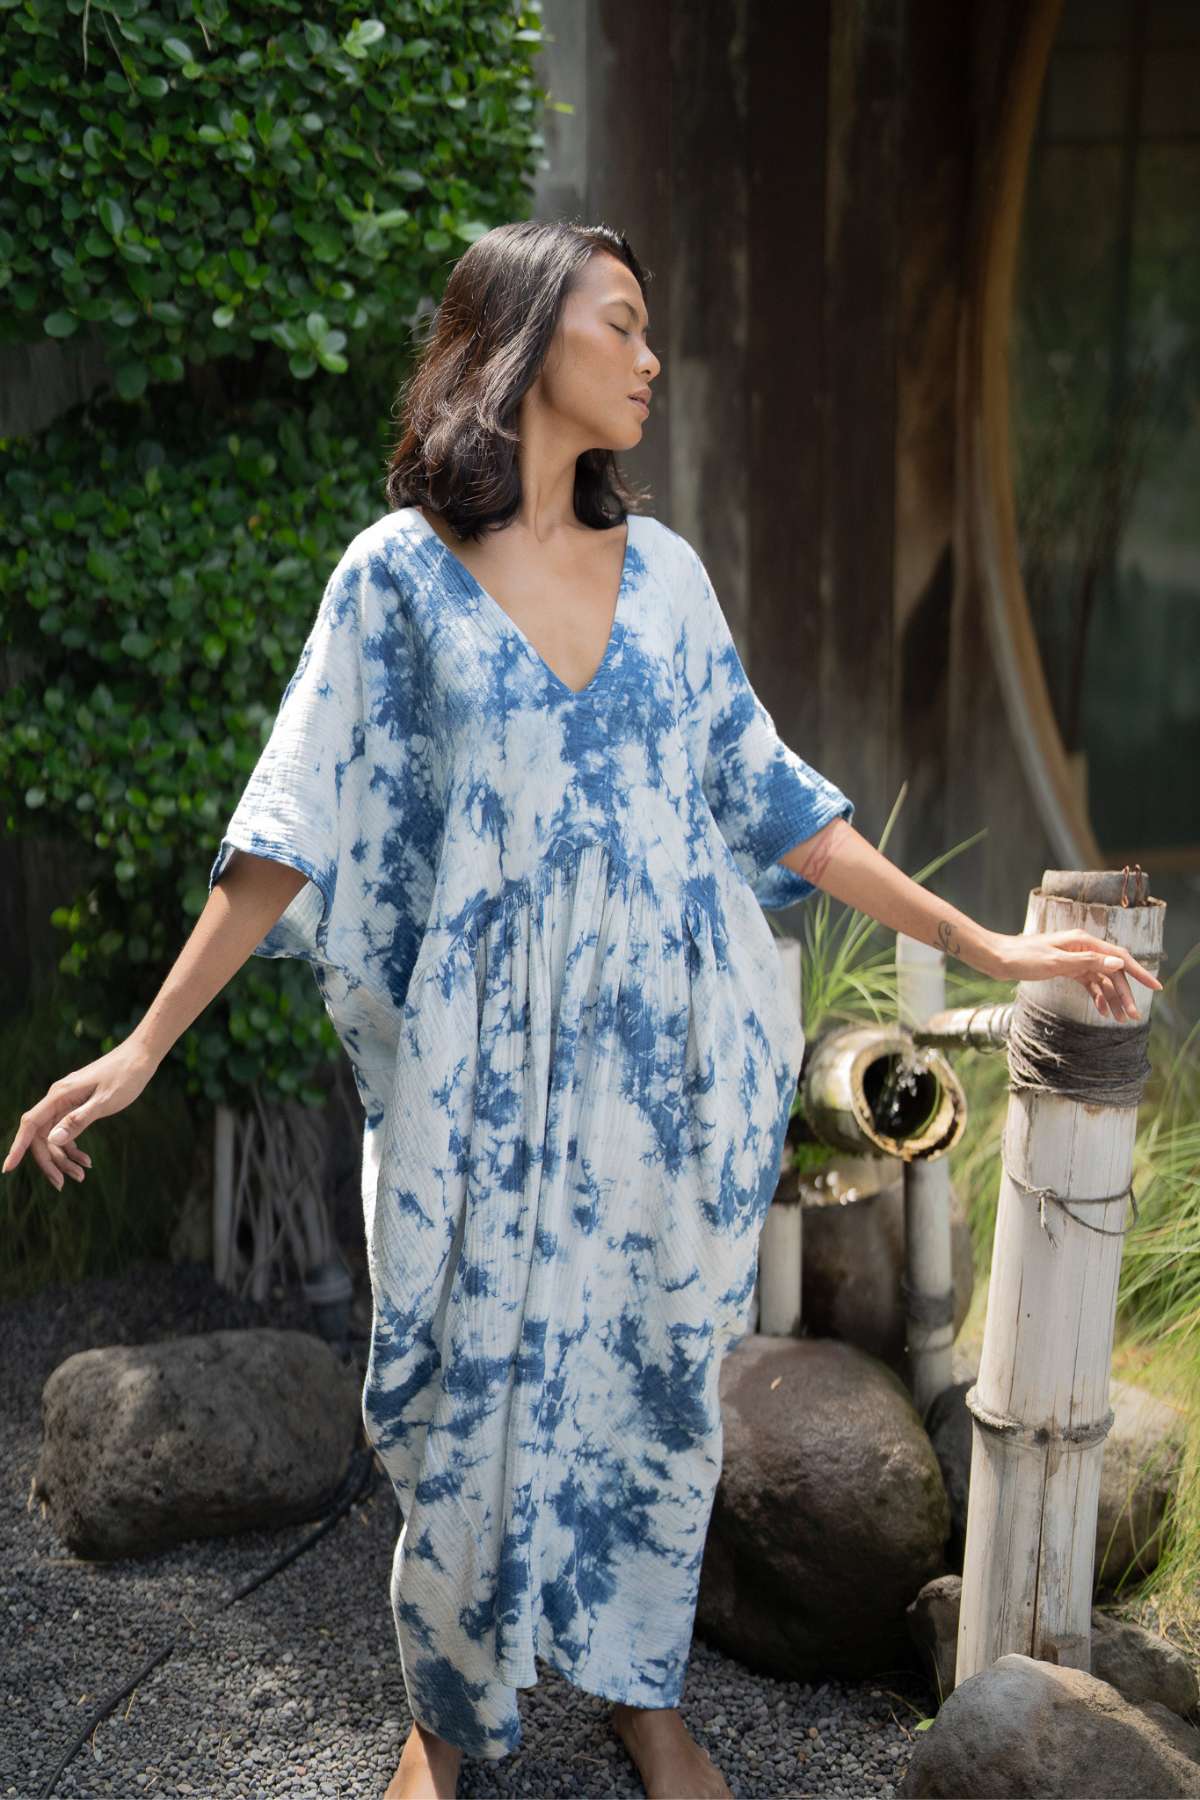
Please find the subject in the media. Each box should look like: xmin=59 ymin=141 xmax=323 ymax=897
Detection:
xmin=430 ymin=1646 xmax=688 ymax=1761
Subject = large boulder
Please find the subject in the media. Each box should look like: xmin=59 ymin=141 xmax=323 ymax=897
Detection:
xmin=897 ymin=1652 xmax=1200 ymax=1797
xmin=924 ymin=1373 xmax=1186 ymax=1587
xmin=697 ymin=1333 xmax=950 ymax=1680
xmin=33 ymin=1328 xmax=362 ymax=1558
xmin=907 ymin=1573 xmax=1199 ymax=1720
xmin=1090 ymin=1607 xmax=1200 ymax=1721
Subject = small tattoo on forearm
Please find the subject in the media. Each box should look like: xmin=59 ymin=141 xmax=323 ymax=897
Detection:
xmin=937 ymin=920 xmax=961 ymax=957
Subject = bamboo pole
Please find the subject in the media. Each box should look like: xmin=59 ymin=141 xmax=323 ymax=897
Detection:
xmin=757 ymin=1195 xmax=803 ymax=1337
xmin=896 ymin=936 xmax=956 ymax=1421
xmin=211 ymin=1083 xmax=339 ymax=1302
xmin=912 ymin=1002 xmax=1014 ymax=1049
xmin=212 ymin=1103 xmax=236 ymax=1291
xmin=758 ymin=932 xmax=804 ymax=1335
xmin=956 ymin=870 xmax=1165 ymax=1685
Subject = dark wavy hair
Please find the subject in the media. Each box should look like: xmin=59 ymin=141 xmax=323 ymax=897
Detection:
xmin=383 ymin=219 xmax=654 ymax=541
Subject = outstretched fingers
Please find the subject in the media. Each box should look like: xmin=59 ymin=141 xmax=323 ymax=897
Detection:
xmin=3 ymin=1093 xmax=96 ymax=1188
xmin=1087 ymin=974 xmax=1122 ymax=1018
xmin=1065 ymin=933 xmax=1160 ymax=1020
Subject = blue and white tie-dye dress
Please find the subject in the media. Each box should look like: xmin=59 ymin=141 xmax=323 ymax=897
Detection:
xmin=208 ymin=503 xmax=854 ymax=1758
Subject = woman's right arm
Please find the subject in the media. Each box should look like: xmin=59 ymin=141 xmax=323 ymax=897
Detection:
xmin=128 ymin=849 xmax=310 ymax=1065
xmin=1 ymin=850 xmax=309 ymax=1189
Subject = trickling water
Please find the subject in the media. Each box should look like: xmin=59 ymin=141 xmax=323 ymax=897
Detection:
xmin=805 ymin=1166 xmax=863 ymax=1207
xmin=868 ymin=1045 xmax=938 ymax=1139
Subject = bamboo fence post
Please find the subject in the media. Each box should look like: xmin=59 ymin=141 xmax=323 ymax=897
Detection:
xmin=956 ymin=869 xmax=1165 ymax=1686
xmin=757 ymin=931 xmax=804 ymax=1335
xmin=211 ymin=1090 xmax=332 ymax=1300
xmin=212 ymin=1102 xmax=236 ymax=1291
xmin=896 ymin=934 xmax=956 ymax=1421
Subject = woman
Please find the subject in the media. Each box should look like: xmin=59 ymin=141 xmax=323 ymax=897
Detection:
xmin=3 ymin=220 xmax=1160 ymax=1800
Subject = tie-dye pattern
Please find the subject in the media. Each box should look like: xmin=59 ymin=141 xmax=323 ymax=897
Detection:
xmin=208 ymin=505 xmax=854 ymax=1756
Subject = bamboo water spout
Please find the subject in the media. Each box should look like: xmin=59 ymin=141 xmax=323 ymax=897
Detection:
xmin=911 ymin=1002 xmax=1015 ymax=1050
xmin=794 ymin=974 xmax=991 ymax=1412
xmin=956 ymin=869 xmax=1166 ymax=1690
xmin=801 ymin=1023 xmax=967 ymax=1163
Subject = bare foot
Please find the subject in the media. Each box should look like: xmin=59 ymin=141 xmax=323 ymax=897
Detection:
xmin=383 ymin=1718 xmax=463 ymax=1799
xmin=611 ymin=1702 xmax=733 ymax=1798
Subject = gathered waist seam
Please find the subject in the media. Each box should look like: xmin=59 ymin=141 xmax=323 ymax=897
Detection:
xmin=405 ymin=833 xmax=724 ymax=1007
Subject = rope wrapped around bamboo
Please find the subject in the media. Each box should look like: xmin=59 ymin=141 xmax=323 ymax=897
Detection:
xmin=898 ymin=1274 xmax=955 ymax=1331
xmin=1000 ymin=990 xmax=1153 ymax=1251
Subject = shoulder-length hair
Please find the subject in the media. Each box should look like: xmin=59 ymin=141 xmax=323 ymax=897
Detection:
xmin=384 ymin=219 xmax=653 ymax=541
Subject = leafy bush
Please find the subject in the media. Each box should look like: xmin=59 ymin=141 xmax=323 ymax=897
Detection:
xmin=1 ymin=0 xmax=546 ymax=391
xmin=0 ymin=386 xmax=387 ymax=1102
xmin=0 ymin=0 xmax=549 ymax=1115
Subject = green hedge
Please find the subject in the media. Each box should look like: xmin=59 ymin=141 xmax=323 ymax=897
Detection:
xmin=0 ymin=0 xmax=549 ymax=1112
xmin=1 ymin=0 xmax=547 ymax=390
xmin=0 ymin=388 xmax=387 ymax=1103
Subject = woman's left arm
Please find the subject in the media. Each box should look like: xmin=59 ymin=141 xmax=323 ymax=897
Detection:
xmin=780 ymin=817 xmax=1162 ymax=1022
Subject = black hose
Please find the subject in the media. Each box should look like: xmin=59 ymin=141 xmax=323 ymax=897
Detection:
xmin=38 ymin=1440 xmax=380 ymax=1799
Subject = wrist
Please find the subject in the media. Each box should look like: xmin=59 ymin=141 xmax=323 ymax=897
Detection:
xmin=965 ymin=928 xmax=1008 ymax=981
xmin=933 ymin=914 xmax=1007 ymax=980
xmin=126 ymin=1026 xmax=168 ymax=1072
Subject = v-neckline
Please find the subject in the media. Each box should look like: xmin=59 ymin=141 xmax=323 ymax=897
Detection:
xmin=410 ymin=506 xmax=634 ymax=700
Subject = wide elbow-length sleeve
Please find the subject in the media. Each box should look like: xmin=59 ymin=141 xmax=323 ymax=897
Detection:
xmin=679 ymin=540 xmax=855 ymax=910
xmin=208 ymin=519 xmax=445 ymax=1137
xmin=207 ymin=537 xmax=373 ymax=968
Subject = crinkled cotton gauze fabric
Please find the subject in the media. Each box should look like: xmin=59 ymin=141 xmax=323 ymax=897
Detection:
xmin=208 ymin=504 xmax=854 ymax=1758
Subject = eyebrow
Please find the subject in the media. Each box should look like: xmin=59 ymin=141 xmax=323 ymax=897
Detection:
xmin=609 ymin=296 xmax=650 ymax=333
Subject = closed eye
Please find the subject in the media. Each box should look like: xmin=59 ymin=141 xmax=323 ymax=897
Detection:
xmin=611 ymin=324 xmax=628 ymax=336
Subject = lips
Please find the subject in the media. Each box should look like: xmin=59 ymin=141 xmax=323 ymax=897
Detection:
xmin=630 ymin=396 xmax=650 ymax=415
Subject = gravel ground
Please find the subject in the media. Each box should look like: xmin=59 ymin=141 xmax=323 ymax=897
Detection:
xmin=3 ymin=1259 xmax=933 ymax=1799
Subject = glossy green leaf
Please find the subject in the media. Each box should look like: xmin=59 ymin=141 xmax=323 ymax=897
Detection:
xmin=113 ymin=360 xmax=148 ymax=399
xmin=97 ymin=195 xmax=125 ymax=236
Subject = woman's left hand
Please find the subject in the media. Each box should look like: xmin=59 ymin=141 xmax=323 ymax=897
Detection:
xmin=986 ymin=930 xmax=1162 ymax=1020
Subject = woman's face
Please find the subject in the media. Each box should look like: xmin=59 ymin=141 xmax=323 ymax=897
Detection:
xmin=531 ymin=251 xmax=661 ymax=451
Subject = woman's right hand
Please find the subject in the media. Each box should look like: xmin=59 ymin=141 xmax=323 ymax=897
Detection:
xmin=1 ymin=1039 xmax=160 ymax=1191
